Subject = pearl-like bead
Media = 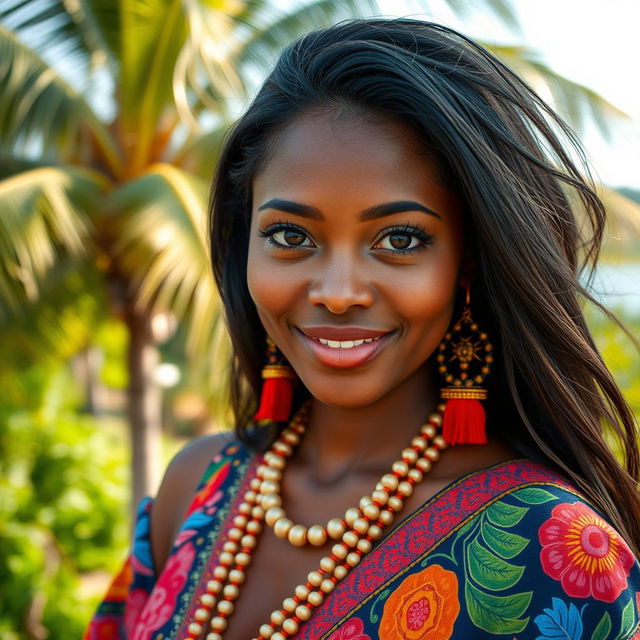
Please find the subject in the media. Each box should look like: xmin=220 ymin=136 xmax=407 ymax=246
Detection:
xmin=363 ymin=504 xmax=380 ymax=520
xmin=392 ymin=460 xmax=409 ymax=476
xmin=250 ymin=477 xmax=261 ymax=490
xmin=247 ymin=520 xmax=262 ymax=534
xmin=332 ymin=543 xmax=348 ymax=559
xmin=270 ymin=609 xmax=286 ymax=625
xmin=264 ymin=452 xmax=285 ymax=469
xmin=346 ymin=552 xmax=361 ymax=567
xmin=282 ymin=618 xmax=299 ymax=635
xmin=368 ymin=524 xmax=383 ymax=539
xmin=260 ymin=480 xmax=279 ymax=495
xmin=401 ymin=448 xmax=418 ymax=464
xmin=320 ymin=578 xmax=335 ymax=593
xmin=320 ymin=556 xmax=336 ymax=573
xmin=206 ymin=580 xmax=222 ymax=593
xmin=273 ymin=517 xmax=293 ymax=539
xmin=334 ymin=564 xmax=348 ymax=580
xmin=408 ymin=468 xmax=423 ymax=483
xmin=411 ymin=435 xmax=428 ymax=450
xmin=307 ymin=524 xmax=327 ymax=546
xmin=416 ymin=457 xmax=432 ymax=472
xmin=261 ymin=493 xmax=282 ymax=510
xmin=296 ymin=604 xmax=312 ymax=620
xmin=272 ymin=631 xmax=286 ymax=640
xmin=238 ymin=502 xmax=251 ymax=515
xmin=353 ymin=518 xmax=369 ymax=534
xmin=233 ymin=514 xmax=248 ymax=528
xmin=287 ymin=524 xmax=307 ymax=546
xmin=295 ymin=584 xmax=310 ymax=600
xmin=388 ymin=496 xmax=403 ymax=511
xmin=188 ymin=622 xmax=203 ymax=636
xmin=217 ymin=600 xmax=234 ymax=615
xmin=421 ymin=424 xmax=436 ymax=439
xmin=213 ymin=566 xmax=228 ymax=580
xmin=425 ymin=447 xmax=440 ymax=462
xmin=227 ymin=527 xmax=243 ymax=541
xmin=283 ymin=597 xmax=297 ymax=612
xmin=381 ymin=474 xmax=399 ymax=491
xmin=241 ymin=534 xmax=257 ymax=548
xmin=342 ymin=530 xmax=358 ymax=547
xmin=218 ymin=551 xmax=234 ymax=566
xmin=357 ymin=538 xmax=372 ymax=553
xmin=206 ymin=633 xmax=222 ymax=640
xmin=222 ymin=541 xmax=238 ymax=553
xmin=273 ymin=441 xmax=292 ymax=457
xmin=234 ymin=552 xmax=250 ymax=566
xmin=327 ymin=518 xmax=346 ymax=539
xmin=228 ymin=569 xmax=245 ymax=584
xmin=378 ymin=509 xmax=394 ymax=525
xmin=308 ymin=591 xmax=324 ymax=607
xmin=201 ymin=593 xmax=216 ymax=607
xmin=223 ymin=584 xmax=239 ymax=599
xmin=433 ymin=434 xmax=448 ymax=450
xmin=371 ymin=490 xmax=388 ymax=505
xmin=428 ymin=412 xmax=443 ymax=426
xmin=262 ymin=467 xmax=281 ymax=482
xmin=210 ymin=616 xmax=227 ymax=632
xmin=195 ymin=607 xmax=210 ymax=621
xmin=259 ymin=623 xmax=274 ymax=638
xmin=308 ymin=570 xmax=323 ymax=586
xmin=344 ymin=507 xmax=361 ymax=526
xmin=437 ymin=402 xmax=446 ymax=412
xmin=398 ymin=481 xmax=413 ymax=497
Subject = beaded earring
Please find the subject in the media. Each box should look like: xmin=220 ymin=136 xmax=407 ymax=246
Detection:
xmin=437 ymin=284 xmax=493 ymax=445
xmin=253 ymin=336 xmax=296 ymax=423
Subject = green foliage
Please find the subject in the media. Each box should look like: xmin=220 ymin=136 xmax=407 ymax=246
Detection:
xmin=0 ymin=366 xmax=128 ymax=639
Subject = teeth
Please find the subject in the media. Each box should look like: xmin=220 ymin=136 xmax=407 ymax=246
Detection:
xmin=316 ymin=336 xmax=382 ymax=349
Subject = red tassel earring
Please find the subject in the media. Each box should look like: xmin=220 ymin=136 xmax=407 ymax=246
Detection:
xmin=253 ymin=336 xmax=296 ymax=423
xmin=437 ymin=284 xmax=493 ymax=445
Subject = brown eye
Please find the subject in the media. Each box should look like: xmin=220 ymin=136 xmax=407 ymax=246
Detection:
xmin=283 ymin=230 xmax=306 ymax=246
xmin=388 ymin=233 xmax=412 ymax=250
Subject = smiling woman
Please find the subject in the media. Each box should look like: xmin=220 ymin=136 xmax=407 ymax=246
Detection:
xmin=87 ymin=18 xmax=640 ymax=640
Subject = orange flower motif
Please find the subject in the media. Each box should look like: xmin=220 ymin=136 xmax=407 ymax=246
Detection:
xmin=379 ymin=564 xmax=460 ymax=640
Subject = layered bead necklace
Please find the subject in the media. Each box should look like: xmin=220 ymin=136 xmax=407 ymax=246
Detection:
xmin=183 ymin=401 xmax=449 ymax=640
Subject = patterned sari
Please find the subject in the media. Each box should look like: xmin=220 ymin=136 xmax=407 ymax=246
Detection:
xmin=86 ymin=440 xmax=640 ymax=640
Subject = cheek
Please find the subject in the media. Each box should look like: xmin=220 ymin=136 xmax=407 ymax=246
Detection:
xmin=246 ymin=238 xmax=300 ymax=328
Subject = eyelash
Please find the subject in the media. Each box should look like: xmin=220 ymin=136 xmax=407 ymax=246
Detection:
xmin=258 ymin=220 xmax=433 ymax=255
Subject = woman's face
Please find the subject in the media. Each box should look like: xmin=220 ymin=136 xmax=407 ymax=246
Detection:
xmin=247 ymin=110 xmax=466 ymax=408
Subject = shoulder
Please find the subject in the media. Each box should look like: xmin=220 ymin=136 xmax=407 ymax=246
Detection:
xmin=149 ymin=431 xmax=244 ymax=575
xmin=469 ymin=474 xmax=640 ymax=639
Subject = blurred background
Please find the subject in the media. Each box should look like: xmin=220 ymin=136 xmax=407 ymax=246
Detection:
xmin=0 ymin=0 xmax=638 ymax=637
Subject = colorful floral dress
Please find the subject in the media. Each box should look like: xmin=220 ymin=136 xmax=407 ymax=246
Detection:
xmin=86 ymin=440 xmax=640 ymax=640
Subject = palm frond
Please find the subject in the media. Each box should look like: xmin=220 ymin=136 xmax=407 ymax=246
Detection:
xmin=119 ymin=0 xmax=188 ymax=173
xmin=0 ymin=0 xmax=120 ymax=79
xmin=0 ymin=165 xmax=107 ymax=309
xmin=0 ymin=24 xmax=122 ymax=173
xmin=487 ymin=44 xmax=627 ymax=137
xmin=105 ymin=163 xmax=221 ymax=359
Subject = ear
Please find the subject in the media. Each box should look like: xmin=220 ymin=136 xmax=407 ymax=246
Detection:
xmin=457 ymin=256 xmax=477 ymax=290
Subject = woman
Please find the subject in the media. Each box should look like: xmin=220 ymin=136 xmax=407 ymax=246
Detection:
xmin=87 ymin=18 xmax=640 ymax=640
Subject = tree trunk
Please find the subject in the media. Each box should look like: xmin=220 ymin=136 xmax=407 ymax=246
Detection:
xmin=124 ymin=300 xmax=163 ymax=514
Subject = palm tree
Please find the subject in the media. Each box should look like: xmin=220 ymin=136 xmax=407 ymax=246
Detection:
xmin=0 ymin=0 xmax=636 ymax=511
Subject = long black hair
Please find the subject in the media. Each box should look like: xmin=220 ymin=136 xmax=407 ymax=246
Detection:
xmin=209 ymin=18 xmax=640 ymax=555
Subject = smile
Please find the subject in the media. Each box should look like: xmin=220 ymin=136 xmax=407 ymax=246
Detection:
xmin=315 ymin=336 xmax=381 ymax=349
xmin=295 ymin=328 xmax=393 ymax=369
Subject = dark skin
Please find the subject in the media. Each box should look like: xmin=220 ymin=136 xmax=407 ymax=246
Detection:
xmin=150 ymin=110 xmax=518 ymax=638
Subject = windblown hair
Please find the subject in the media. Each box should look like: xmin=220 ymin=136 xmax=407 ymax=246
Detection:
xmin=209 ymin=19 xmax=640 ymax=554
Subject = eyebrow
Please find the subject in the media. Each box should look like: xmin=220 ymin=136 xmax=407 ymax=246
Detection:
xmin=257 ymin=199 xmax=442 ymax=221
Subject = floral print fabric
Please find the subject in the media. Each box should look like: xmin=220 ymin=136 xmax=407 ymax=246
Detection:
xmin=86 ymin=443 xmax=640 ymax=640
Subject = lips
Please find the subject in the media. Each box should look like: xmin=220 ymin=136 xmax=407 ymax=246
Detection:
xmin=296 ymin=326 xmax=394 ymax=369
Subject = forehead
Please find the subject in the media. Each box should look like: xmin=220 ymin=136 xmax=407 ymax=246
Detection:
xmin=253 ymin=109 xmax=451 ymax=199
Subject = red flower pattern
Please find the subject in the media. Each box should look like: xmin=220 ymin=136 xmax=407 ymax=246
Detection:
xmin=327 ymin=616 xmax=371 ymax=640
xmin=539 ymin=502 xmax=634 ymax=602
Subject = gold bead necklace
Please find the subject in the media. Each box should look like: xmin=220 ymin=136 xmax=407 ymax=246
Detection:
xmin=182 ymin=401 xmax=448 ymax=640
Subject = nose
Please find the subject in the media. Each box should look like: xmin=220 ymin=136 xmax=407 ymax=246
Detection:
xmin=308 ymin=251 xmax=375 ymax=314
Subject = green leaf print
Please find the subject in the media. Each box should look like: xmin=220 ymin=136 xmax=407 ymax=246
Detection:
xmin=511 ymin=487 xmax=558 ymax=504
xmin=481 ymin=522 xmax=530 ymax=559
xmin=617 ymin=598 xmax=635 ymax=640
xmin=368 ymin=589 xmax=391 ymax=624
xmin=486 ymin=501 xmax=529 ymax=527
xmin=467 ymin=538 xmax=525 ymax=591
xmin=465 ymin=581 xmax=532 ymax=634
xmin=591 ymin=611 xmax=612 ymax=640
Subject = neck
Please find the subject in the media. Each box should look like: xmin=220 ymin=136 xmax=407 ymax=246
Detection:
xmin=295 ymin=364 xmax=439 ymax=484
